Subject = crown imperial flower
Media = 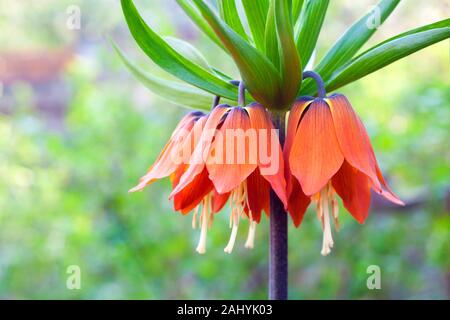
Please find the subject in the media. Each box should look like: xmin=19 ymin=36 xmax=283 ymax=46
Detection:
xmin=285 ymin=73 xmax=404 ymax=255
xmin=131 ymin=88 xmax=287 ymax=254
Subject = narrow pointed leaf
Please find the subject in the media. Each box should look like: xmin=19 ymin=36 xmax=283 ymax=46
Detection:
xmin=112 ymin=41 xmax=212 ymax=111
xmin=175 ymin=0 xmax=227 ymax=51
xmin=264 ymin=0 xmax=280 ymax=69
xmin=295 ymin=0 xmax=329 ymax=67
xmin=276 ymin=0 xmax=302 ymax=106
xmin=292 ymin=0 xmax=305 ymax=24
xmin=192 ymin=0 xmax=282 ymax=108
xmin=242 ymin=0 xmax=269 ymax=51
xmin=121 ymin=0 xmax=238 ymax=100
xmin=164 ymin=37 xmax=211 ymax=70
xmin=218 ymin=0 xmax=248 ymax=41
xmin=326 ymin=23 xmax=450 ymax=91
xmin=301 ymin=0 xmax=400 ymax=95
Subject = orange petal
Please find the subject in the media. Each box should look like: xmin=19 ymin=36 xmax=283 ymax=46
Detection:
xmin=327 ymin=94 xmax=382 ymax=192
xmin=212 ymin=189 xmax=230 ymax=213
xmin=284 ymin=97 xmax=314 ymax=200
xmin=287 ymin=178 xmax=311 ymax=227
xmin=284 ymin=97 xmax=314 ymax=161
xmin=332 ymin=161 xmax=371 ymax=224
xmin=170 ymin=105 xmax=230 ymax=197
xmin=289 ymin=99 xmax=344 ymax=196
xmin=374 ymin=163 xmax=405 ymax=205
xmin=246 ymin=103 xmax=288 ymax=207
xmin=129 ymin=112 xmax=203 ymax=192
xmin=206 ymin=107 xmax=257 ymax=194
xmin=246 ymin=168 xmax=270 ymax=223
xmin=173 ymin=166 xmax=214 ymax=214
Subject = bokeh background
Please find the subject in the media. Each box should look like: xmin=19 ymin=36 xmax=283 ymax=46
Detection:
xmin=0 ymin=0 xmax=449 ymax=299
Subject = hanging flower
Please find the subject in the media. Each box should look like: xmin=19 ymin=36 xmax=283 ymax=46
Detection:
xmin=130 ymin=90 xmax=287 ymax=254
xmin=285 ymin=73 xmax=404 ymax=256
xmin=170 ymin=102 xmax=287 ymax=254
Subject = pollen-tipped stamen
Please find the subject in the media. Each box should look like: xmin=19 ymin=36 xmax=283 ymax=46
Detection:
xmin=327 ymin=186 xmax=340 ymax=232
xmin=224 ymin=208 xmax=240 ymax=253
xmin=245 ymin=220 xmax=257 ymax=249
xmin=331 ymin=198 xmax=340 ymax=232
xmin=224 ymin=182 xmax=247 ymax=253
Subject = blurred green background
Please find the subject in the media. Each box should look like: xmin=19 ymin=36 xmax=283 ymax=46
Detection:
xmin=0 ymin=0 xmax=449 ymax=299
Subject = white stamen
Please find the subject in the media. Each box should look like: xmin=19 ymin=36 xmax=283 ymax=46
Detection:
xmin=195 ymin=196 xmax=211 ymax=254
xmin=192 ymin=205 xmax=199 ymax=229
xmin=331 ymin=198 xmax=340 ymax=232
xmin=224 ymin=208 xmax=240 ymax=254
xmin=244 ymin=220 xmax=257 ymax=249
xmin=320 ymin=188 xmax=334 ymax=256
xmin=315 ymin=197 xmax=323 ymax=225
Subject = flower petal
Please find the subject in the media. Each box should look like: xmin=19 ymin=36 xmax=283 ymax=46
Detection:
xmin=207 ymin=107 xmax=257 ymax=194
xmin=290 ymin=99 xmax=344 ymax=196
xmin=246 ymin=103 xmax=288 ymax=207
xmin=287 ymin=178 xmax=311 ymax=227
xmin=375 ymin=163 xmax=405 ymax=205
xmin=284 ymin=97 xmax=314 ymax=161
xmin=246 ymin=168 xmax=270 ymax=223
xmin=327 ymin=94 xmax=382 ymax=191
xmin=170 ymin=105 xmax=230 ymax=197
xmin=332 ymin=161 xmax=371 ymax=224
xmin=212 ymin=189 xmax=230 ymax=213
xmin=284 ymin=97 xmax=314 ymax=201
xmin=129 ymin=111 xmax=203 ymax=192
xmin=172 ymin=166 xmax=213 ymax=214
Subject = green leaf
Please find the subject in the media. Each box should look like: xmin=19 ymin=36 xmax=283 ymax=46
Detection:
xmin=192 ymin=0 xmax=282 ymax=108
xmin=218 ymin=0 xmax=249 ymax=41
xmin=313 ymin=0 xmax=400 ymax=82
xmin=276 ymin=0 xmax=302 ymax=106
xmin=121 ymin=0 xmax=238 ymax=100
xmin=292 ymin=0 xmax=304 ymax=24
xmin=375 ymin=18 xmax=450 ymax=46
xmin=326 ymin=23 xmax=450 ymax=91
xmin=164 ymin=37 xmax=211 ymax=70
xmin=295 ymin=0 xmax=329 ymax=67
xmin=242 ymin=0 xmax=269 ymax=52
xmin=112 ymin=41 xmax=213 ymax=111
xmin=264 ymin=0 xmax=280 ymax=69
xmin=175 ymin=0 xmax=227 ymax=52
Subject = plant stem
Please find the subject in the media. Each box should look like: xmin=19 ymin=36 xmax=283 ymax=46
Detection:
xmin=302 ymin=71 xmax=326 ymax=98
xmin=269 ymin=111 xmax=288 ymax=300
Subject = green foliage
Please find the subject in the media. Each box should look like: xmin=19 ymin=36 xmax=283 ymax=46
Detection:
xmin=113 ymin=41 xmax=214 ymax=111
xmin=275 ymin=0 xmax=302 ymax=106
xmin=190 ymin=0 xmax=282 ymax=108
xmin=121 ymin=0 xmax=449 ymax=109
xmin=295 ymin=0 xmax=329 ymax=68
xmin=241 ymin=0 xmax=269 ymax=52
xmin=302 ymin=0 xmax=401 ymax=94
xmin=120 ymin=0 xmax=238 ymax=100
xmin=326 ymin=21 xmax=450 ymax=92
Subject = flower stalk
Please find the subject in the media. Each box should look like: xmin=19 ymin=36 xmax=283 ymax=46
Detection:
xmin=269 ymin=110 xmax=288 ymax=300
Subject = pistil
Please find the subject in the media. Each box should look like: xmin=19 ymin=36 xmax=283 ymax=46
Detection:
xmin=315 ymin=183 xmax=340 ymax=256
xmin=196 ymin=194 xmax=212 ymax=254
